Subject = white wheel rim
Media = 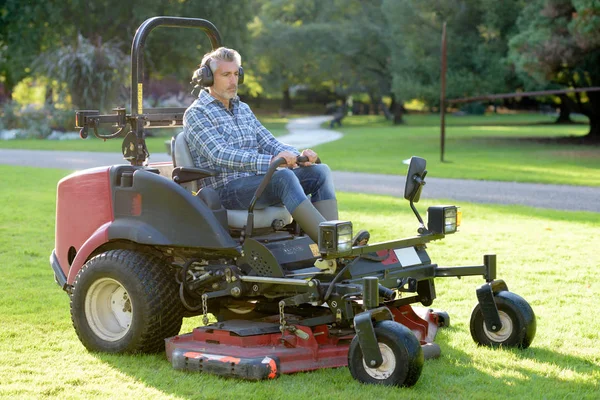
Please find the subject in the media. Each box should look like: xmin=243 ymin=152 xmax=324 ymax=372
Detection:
xmin=85 ymin=278 xmax=132 ymax=341
xmin=362 ymin=343 xmax=396 ymax=380
xmin=483 ymin=310 xmax=513 ymax=342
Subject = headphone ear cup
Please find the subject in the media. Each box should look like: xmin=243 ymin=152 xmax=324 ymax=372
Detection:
xmin=200 ymin=65 xmax=214 ymax=87
xmin=238 ymin=67 xmax=244 ymax=85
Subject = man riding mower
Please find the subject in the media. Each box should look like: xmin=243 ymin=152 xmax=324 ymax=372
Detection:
xmin=50 ymin=17 xmax=536 ymax=388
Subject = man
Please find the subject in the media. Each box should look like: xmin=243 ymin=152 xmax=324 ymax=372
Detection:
xmin=182 ymin=47 xmax=341 ymax=243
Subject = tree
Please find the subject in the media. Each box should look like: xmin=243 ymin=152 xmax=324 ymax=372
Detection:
xmin=249 ymin=0 xmax=396 ymax=116
xmin=36 ymin=35 xmax=129 ymax=111
xmin=248 ymin=0 xmax=350 ymax=110
xmin=0 ymin=1 xmax=64 ymax=99
xmin=382 ymin=0 xmax=526 ymax=109
xmin=1 ymin=1 xmax=253 ymax=108
xmin=509 ymin=0 xmax=600 ymax=141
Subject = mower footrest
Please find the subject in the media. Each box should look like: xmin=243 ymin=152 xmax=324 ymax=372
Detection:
xmin=171 ymin=348 xmax=279 ymax=380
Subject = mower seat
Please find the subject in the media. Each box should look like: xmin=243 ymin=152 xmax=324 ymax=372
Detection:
xmin=171 ymin=132 xmax=292 ymax=229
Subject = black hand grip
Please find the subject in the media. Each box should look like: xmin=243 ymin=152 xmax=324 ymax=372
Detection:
xmin=296 ymin=155 xmax=321 ymax=164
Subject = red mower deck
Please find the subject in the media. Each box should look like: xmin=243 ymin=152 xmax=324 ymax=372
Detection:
xmin=165 ymin=305 xmax=442 ymax=380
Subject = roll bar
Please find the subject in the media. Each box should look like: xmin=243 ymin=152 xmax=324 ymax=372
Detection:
xmin=130 ymin=16 xmax=222 ymax=116
xmin=74 ymin=16 xmax=222 ymax=166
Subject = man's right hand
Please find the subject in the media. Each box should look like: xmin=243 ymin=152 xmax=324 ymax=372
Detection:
xmin=273 ymin=151 xmax=298 ymax=168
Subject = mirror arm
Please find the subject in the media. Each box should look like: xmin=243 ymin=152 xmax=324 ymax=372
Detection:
xmin=409 ymin=173 xmax=428 ymax=234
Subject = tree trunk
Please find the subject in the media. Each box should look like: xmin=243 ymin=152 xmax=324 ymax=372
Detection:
xmin=587 ymin=115 xmax=600 ymax=142
xmin=1 ymin=77 xmax=15 ymax=103
xmin=281 ymin=87 xmax=292 ymax=111
xmin=45 ymin=85 xmax=54 ymax=105
xmin=389 ymin=94 xmax=405 ymax=125
xmin=583 ymin=91 xmax=600 ymax=142
xmin=369 ymin=93 xmax=380 ymax=115
xmin=555 ymin=94 xmax=572 ymax=123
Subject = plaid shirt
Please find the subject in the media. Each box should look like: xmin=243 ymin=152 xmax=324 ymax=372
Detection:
xmin=183 ymin=90 xmax=299 ymax=190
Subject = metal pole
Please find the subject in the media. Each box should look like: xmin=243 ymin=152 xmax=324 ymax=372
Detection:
xmin=440 ymin=22 xmax=447 ymax=163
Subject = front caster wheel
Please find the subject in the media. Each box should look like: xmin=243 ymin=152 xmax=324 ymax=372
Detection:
xmin=470 ymin=291 xmax=536 ymax=349
xmin=348 ymin=320 xmax=424 ymax=387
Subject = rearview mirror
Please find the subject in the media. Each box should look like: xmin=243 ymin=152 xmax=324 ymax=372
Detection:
xmin=404 ymin=156 xmax=427 ymax=202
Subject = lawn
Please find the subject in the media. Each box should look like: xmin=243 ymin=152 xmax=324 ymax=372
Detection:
xmin=0 ymin=165 xmax=598 ymax=399
xmin=315 ymin=113 xmax=600 ymax=187
xmin=1 ymin=112 xmax=598 ymax=187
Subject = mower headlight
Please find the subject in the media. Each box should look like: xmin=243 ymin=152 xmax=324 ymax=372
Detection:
xmin=427 ymin=205 xmax=460 ymax=234
xmin=318 ymin=221 xmax=353 ymax=257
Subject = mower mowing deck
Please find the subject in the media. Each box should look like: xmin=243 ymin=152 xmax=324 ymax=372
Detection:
xmin=166 ymin=306 xmax=443 ymax=380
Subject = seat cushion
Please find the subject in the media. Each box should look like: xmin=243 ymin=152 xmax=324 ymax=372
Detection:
xmin=227 ymin=207 xmax=292 ymax=229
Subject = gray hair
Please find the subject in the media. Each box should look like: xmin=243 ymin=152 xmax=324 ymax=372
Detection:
xmin=201 ymin=47 xmax=242 ymax=72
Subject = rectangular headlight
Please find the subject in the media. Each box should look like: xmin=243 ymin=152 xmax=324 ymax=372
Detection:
xmin=318 ymin=220 xmax=353 ymax=256
xmin=427 ymin=205 xmax=459 ymax=234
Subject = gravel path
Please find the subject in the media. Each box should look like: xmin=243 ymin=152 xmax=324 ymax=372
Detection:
xmin=1 ymin=116 xmax=598 ymax=213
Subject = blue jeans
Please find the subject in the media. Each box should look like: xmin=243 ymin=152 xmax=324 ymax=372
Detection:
xmin=218 ymin=164 xmax=336 ymax=213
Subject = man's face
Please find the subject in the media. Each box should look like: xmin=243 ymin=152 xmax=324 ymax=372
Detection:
xmin=209 ymin=60 xmax=239 ymax=104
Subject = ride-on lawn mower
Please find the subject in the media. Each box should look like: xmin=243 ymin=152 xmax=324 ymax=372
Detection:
xmin=50 ymin=17 xmax=536 ymax=387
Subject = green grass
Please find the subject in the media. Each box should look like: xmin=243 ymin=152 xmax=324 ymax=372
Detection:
xmin=3 ymin=112 xmax=598 ymax=186
xmin=315 ymin=113 xmax=600 ymax=187
xmin=1 ymin=165 xmax=598 ymax=399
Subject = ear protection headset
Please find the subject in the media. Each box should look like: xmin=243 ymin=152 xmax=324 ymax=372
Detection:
xmin=190 ymin=58 xmax=244 ymax=94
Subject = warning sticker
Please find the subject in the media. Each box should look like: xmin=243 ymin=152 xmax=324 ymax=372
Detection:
xmin=393 ymin=247 xmax=422 ymax=267
xmin=137 ymin=83 xmax=143 ymax=114
xmin=309 ymin=243 xmax=320 ymax=257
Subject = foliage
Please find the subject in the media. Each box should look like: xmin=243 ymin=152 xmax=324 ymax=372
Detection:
xmin=35 ymin=35 xmax=129 ymax=112
xmin=0 ymin=1 xmax=64 ymax=96
xmin=0 ymin=0 xmax=254 ymax=110
xmin=249 ymin=0 xmax=394 ymax=109
xmin=460 ymin=102 xmax=486 ymax=115
xmin=382 ymin=0 xmax=526 ymax=107
xmin=509 ymin=0 xmax=600 ymax=139
xmin=1 ymin=100 xmax=78 ymax=137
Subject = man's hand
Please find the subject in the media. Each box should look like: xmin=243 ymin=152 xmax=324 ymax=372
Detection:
xmin=300 ymin=149 xmax=318 ymax=166
xmin=272 ymin=151 xmax=298 ymax=168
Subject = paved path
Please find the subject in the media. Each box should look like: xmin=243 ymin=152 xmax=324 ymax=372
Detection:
xmin=1 ymin=116 xmax=599 ymax=213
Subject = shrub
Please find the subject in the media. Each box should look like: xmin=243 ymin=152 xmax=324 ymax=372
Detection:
xmin=0 ymin=101 xmax=76 ymax=138
xmin=19 ymin=105 xmax=53 ymax=138
xmin=49 ymin=107 xmax=75 ymax=132
xmin=0 ymin=101 xmax=21 ymax=130
xmin=460 ymin=102 xmax=486 ymax=115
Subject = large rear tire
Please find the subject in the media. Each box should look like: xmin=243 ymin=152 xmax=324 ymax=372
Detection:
xmin=70 ymin=249 xmax=183 ymax=353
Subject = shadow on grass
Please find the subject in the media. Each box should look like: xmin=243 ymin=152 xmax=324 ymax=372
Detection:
xmin=470 ymin=135 xmax=600 ymax=146
xmin=91 ymin=322 xmax=598 ymax=399
xmin=424 ymin=327 xmax=599 ymax=396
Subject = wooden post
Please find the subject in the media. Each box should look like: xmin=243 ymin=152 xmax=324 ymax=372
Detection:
xmin=440 ymin=22 xmax=447 ymax=163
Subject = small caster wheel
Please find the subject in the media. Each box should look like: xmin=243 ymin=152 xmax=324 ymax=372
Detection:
xmin=432 ymin=310 xmax=450 ymax=328
xmin=348 ymin=321 xmax=424 ymax=387
xmin=470 ymin=291 xmax=536 ymax=349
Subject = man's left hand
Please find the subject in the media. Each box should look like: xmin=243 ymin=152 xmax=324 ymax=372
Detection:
xmin=300 ymin=149 xmax=318 ymax=166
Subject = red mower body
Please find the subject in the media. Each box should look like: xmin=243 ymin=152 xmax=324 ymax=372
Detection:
xmin=54 ymin=167 xmax=113 ymax=285
xmin=50 ymin=163 xmax=239 ymax=291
